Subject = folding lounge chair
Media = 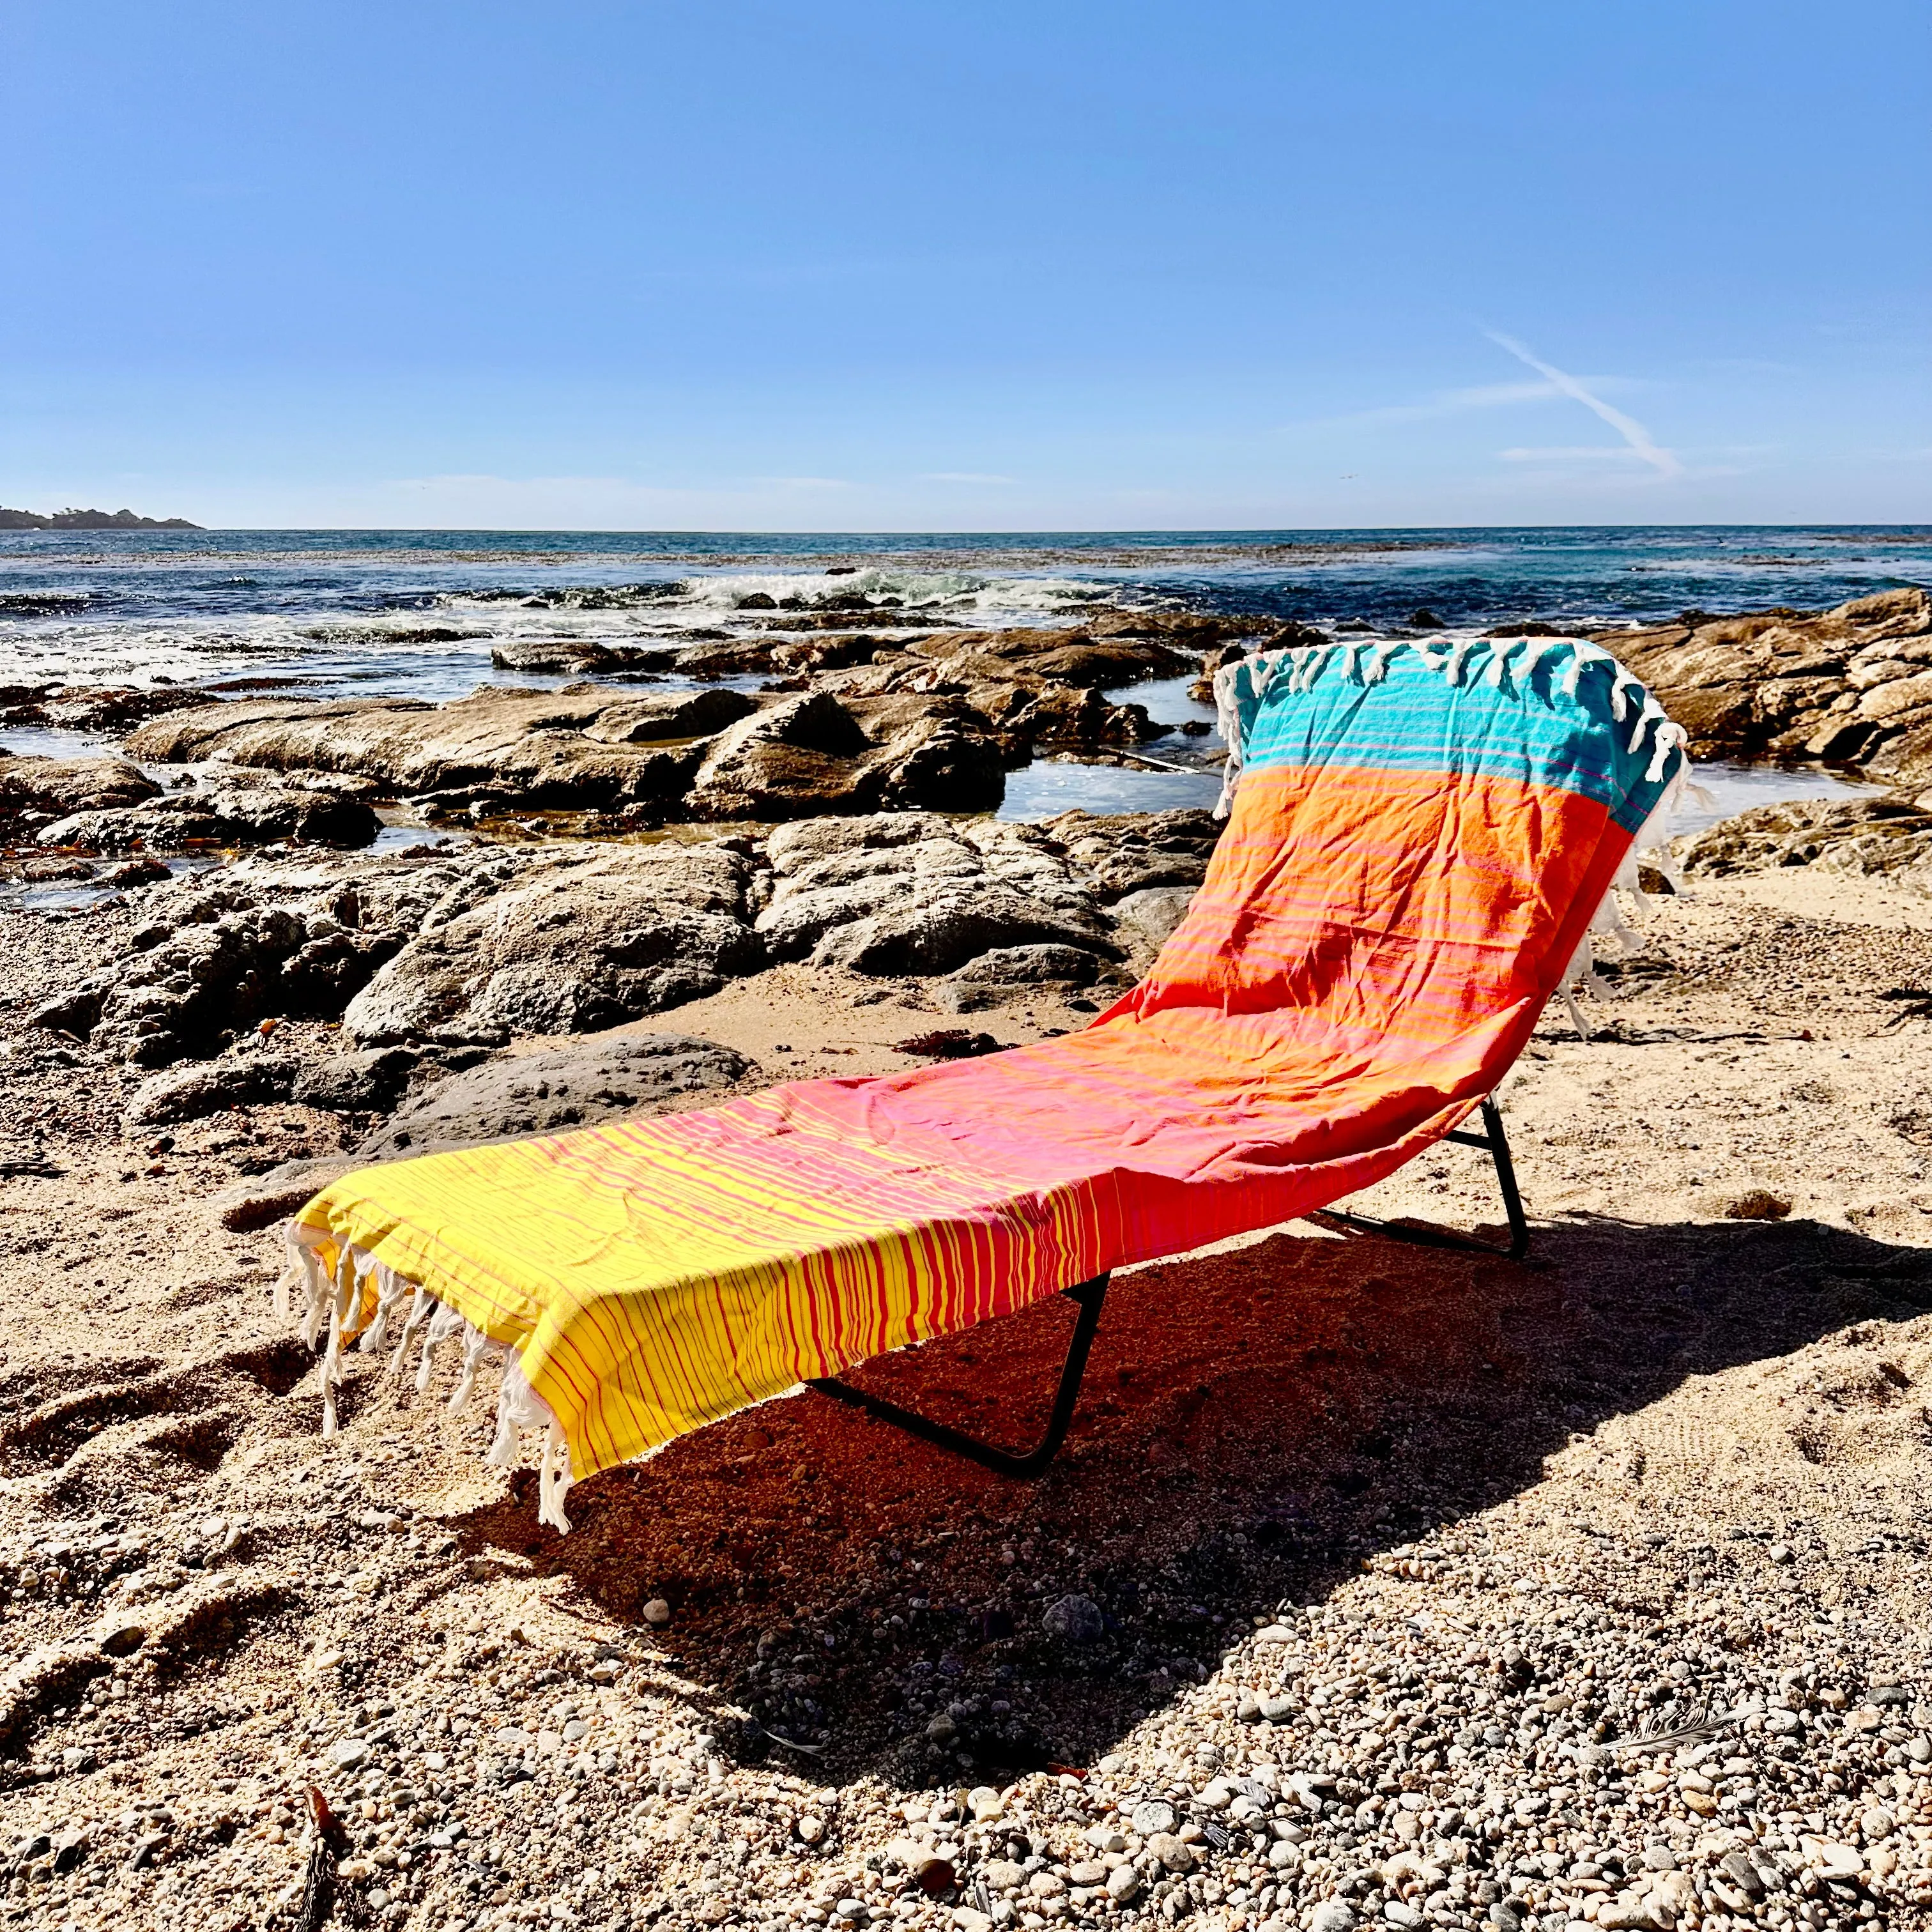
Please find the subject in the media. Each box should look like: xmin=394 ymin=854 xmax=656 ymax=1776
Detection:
xmin=282 ymin=635 xmax=1688 ymax=1530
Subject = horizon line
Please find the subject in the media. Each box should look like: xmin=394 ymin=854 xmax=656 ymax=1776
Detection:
xmin=4 ymin=519 xmax=1931 ymax=538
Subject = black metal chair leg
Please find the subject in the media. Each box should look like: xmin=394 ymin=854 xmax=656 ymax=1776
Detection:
xmin=807 ymin=1273 xmax=1110 ymax=1478
xmin=1317 ymin=1096 xmax=1531 ymax=1261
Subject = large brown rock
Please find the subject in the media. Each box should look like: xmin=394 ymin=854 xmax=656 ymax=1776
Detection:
xmin=0 ymin=754 xmax=161 ymax=832
xmin=125 ymin=685 xmax=760 ymax=809
xmin=40 ymin=783 xmax=380 ymax=852
xmin=206 ymin=1032 xmax=756 ymax=1226
xmin=486 ymin=640 xmax=669 ymax=676
xmin=683 ymin=691 xmax=1006 ymax=821
xmin=1038 ymin=808 xmax=1224 ymax=898
xmin=755 ymin=811 xmax=1119 ymax=976
xmin=1679 ymin=795 xmax=1932 ymax=890
xmin=28 ymin=845 xmax=549 ymax=1066
xmin=342 ymin=843 xmax=762 ymax=1045
xmin=906 ymin=627 xmax=1197 ymax=686
xmin=1 ymin=685 xmax=220 ymax=734
xmin=1616 ymin=588 xmax=1932 ymax=779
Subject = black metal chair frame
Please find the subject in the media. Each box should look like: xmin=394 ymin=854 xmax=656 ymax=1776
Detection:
xmin=807 ymin=1095 xmax=1528 ymax=1478
xmin=1314 ymin=1096 xmax=1531 ymax=1264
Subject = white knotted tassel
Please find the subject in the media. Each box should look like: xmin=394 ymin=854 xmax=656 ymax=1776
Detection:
xmin=1249 ymin=649 xmax=1290 ymax=705
xmin=1364 ymin=640 xmax=1402 ymax=684
xmin=416 ymin=1301 xmax=464 ymax=1393
xmin=273 ymin=1227 xmax=308 ymax=1321
xmin=385 ymin=1284 xmax=431 ymax=1379
xmin=1646 ymin=718 xmax=1689 ymax=784
xmin=1558 ymin=953 xmax=1597 ymax=1039
xmin=1558 ymin=641 xmax=1608 ymax=701
xmin=1608 ymin=661 xmax=1646 ymax=725
xmin=1625 ymin=694 xmax=1664 ymax=756
xmin=319 ymin=1248 xmax=360 ymax=1438
xmin=487 ymin=1356 xmax=555 ymax=1468
xmin=537 ymin=1418 xmax=574 ymax=1534
xmin=297 ymin=1245 xmax=335 ymax=1349
xmin=447 ymin=1320 xmax=498 ymax=1416
xmin=357 ymin=1264 xmax=409 ymax=1356
xmin=1445 ymin=638 xmax=1483 ymax=685
xmin=1481 ymin=639 xmax=1520 ymax=691
xmin=1211 ymin=657 xmax=1256 ymax=818
xmin=1514 ymin=638 xmax=1561 ymax=692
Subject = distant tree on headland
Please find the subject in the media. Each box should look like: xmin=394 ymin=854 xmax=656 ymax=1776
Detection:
xmin=0 ymin=505 xmax=201 ymax=530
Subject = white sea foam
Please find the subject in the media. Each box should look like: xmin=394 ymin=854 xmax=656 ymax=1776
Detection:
xmin=0 ymin=565 xmax=1133 ymax=701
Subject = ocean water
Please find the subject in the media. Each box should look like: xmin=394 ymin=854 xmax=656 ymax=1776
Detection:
xmin=1 ymin=523 xmax=1922 ymax=826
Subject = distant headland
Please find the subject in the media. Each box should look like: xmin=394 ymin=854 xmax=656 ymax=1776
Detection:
xmin=0 ymin=504 xmax=201 ymax=530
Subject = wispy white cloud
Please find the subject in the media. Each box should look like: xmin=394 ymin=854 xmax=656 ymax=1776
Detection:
xmin=1351 ymin=378 xmax=1565 ymax=424
xmin=1498 ymin=445 xmax=1652 ymax=463
xmin=920 ymin=471 xmax=1018 ymax=485
xmin=1485 ymin=331 xmax=1682 ymax=478
xmin=1333 ymin=375 xmax=1653 ymax=430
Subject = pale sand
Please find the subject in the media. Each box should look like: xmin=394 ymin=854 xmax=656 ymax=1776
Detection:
xmin=0 ymin=864 xmax=1928 ymax=1923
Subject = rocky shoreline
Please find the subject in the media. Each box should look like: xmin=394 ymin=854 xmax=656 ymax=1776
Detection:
xmin=0 ymin=588 xmax=1929 ymax=1932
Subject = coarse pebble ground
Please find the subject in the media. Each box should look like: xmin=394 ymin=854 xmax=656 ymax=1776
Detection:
xmin=0 ymin=868 xmax=1928 ymax=1932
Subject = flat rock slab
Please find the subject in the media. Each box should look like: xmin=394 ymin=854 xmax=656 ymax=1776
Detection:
xmin=1110 ymin=885 xmax=1199 ymax=956
xmin=207 ymin=1034 xmax=756 ymax=1224
xmin=357 ymin=1032 xmax=758 ymax=1157
xmin=126 ymin=1053 xmax=301 ymax=1126
xmin=126 ymin=686 xmax=759 ymax=811
xmin=756 ymin=810 xmax=1119 ymax=976
xmin=289 ymin=1046 xmax=421 ymax=1114
xmin=208 ymin=1154 xmax=368 ymax=1232
xmin=931 ymin=943 xmax=1105 ymax=1013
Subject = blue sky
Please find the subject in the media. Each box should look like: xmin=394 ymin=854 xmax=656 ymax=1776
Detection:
xmin=3 ymin=0 xmax=1928 ymax=530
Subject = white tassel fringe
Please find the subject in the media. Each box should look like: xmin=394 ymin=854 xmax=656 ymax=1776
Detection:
xmin=282 ymin=1227 xmax=574 ymax=1532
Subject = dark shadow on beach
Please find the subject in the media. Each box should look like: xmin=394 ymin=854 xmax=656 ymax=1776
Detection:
xmin=448 ymin=1211 xmax=1932 ymax=1788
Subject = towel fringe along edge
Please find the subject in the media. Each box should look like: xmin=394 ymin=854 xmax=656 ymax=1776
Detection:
xmin=273 ymin=1230 xmax=576 ymax=1532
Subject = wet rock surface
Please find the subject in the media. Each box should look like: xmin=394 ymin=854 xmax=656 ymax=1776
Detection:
xmin=487 ymin=639 xmax=671 ymax=677
xmin=126 ymin=686 xmax=760 ymax=815
xmin=0 ymin=682 xmax=220 ymax=734
xmin=96 ymin=610 xmax=1274 ymax=837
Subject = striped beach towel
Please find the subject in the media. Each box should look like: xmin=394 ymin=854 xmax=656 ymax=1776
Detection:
xmin=284 ymin=634 xmax=1687 ymax=1528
